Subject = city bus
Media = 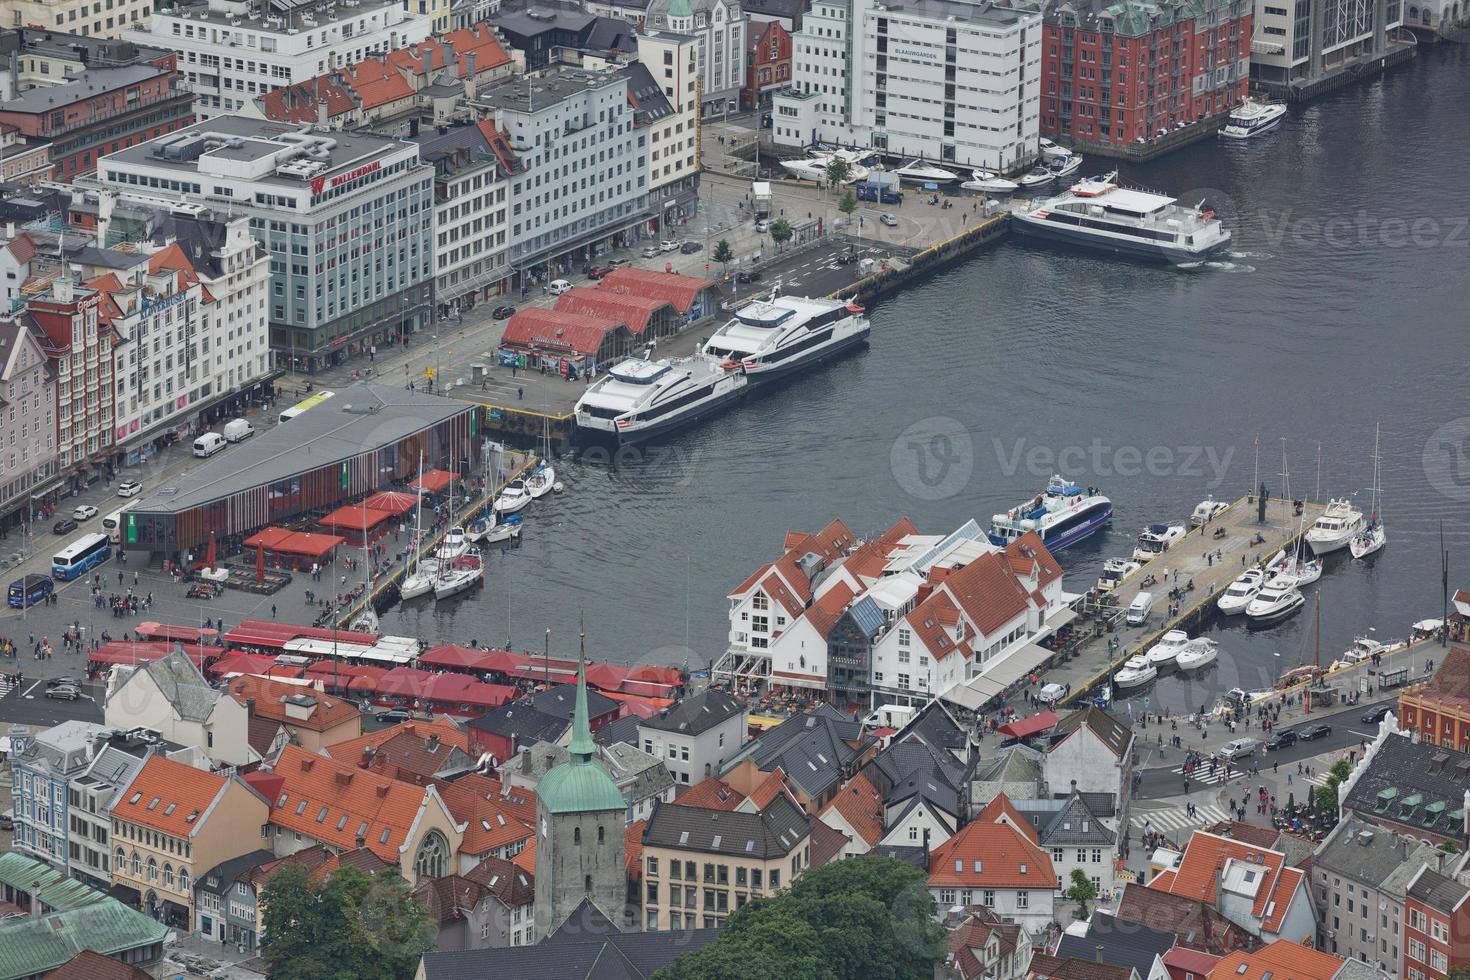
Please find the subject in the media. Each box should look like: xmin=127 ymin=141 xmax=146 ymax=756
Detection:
xmin=279 ymin=389 xmax=335 ymax=423
xmin=53 ymin=532 xmax=112 ymax=581
xmin=7 ymin=574 xmax=53 ymax=608
xmin=102 ymin=508 xmax=129 ymax=544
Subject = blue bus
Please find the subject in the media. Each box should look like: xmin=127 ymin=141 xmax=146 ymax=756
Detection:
xmin=52 ymin=532 xmax=111 ymax=581
xmin=7 ymin=574 xmax=53 ymax=608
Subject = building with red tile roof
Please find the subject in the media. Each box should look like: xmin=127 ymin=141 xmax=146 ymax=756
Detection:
xmin=1207 ymin=940 xmax=1348 ymax=980
xmin=675 ymin=776 xmax=747 ymax=811
xmin=927 ymin=818 xmax=1057 ymax=931
xmin=1162 ymin=947 xmax=1221 ymax=980
xmin=327 ymin=718 xmax=471 ymax=762
xmin=225 ymin=675 xmax=361 ymax=751
xmin=1150 ymin=830 xmax=1314 ymax=944
xmin=595 ymin=268 xmax=718 ymax=316
xmin=976 ymin=792 xmax=1041 ymax=844
xmin=499 ymin=307 xmax=634 ymax=365
xmin=815 ymin=772 xmax=884 ymax=859
xmin=943 ymin=907 xmax=1034 ymax=980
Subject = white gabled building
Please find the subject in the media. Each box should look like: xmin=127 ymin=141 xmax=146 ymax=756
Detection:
xmin=773 ymin=0 xmax=1043 ymax=172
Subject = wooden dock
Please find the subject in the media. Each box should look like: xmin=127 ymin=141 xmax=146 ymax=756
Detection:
xmin=1050 ymin=494 xmax=1327 ymax=706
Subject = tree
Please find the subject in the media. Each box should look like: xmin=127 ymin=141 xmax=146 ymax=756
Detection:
xmin=1313 ymin=757 xmax=1354 ymax=813
xmin=712 ymin=238 xmax=735 ymax=275
xmin=261 ymin=864 xmax=435 ymax=980
xmin=1065 ymin=868 xmax=1099 ymax=919
xmin=824 ymin=156 xmax=852 ymax=189
xmin=837 ymin=189 xmax=858 ymax=222
xmin=768 ymin=217 xmax=794 ymax=251
xmin=1440 ymin=840 xmax=1461 ymax=854
xmin=654 ymin=855 xmax=945 ymax=980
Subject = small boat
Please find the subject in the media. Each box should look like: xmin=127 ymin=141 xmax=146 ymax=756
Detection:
xmin=1305 ymin=498 xmax=1364 ymax=555
xmin=1218 ymin=567 xmax=1265 ymax=615
xmin=400 ymin=566 xmax=435 ymax=600
xmin=1048 ymin=154 xmax=1082 ymax=178
xmin=1278 ymin=664 xmax=1317 ymax=687
xmin=1114 ymin=655 xmax=1157 ymax=689
xmin=526 ymin=463 xmax=556 ymax=499
xmin=1246 ymin=580 xmax=1306 ymax=626
xmin=1039 ymin=138 xmax=1072 ymax=162
xmin=1350 ymin=423 xmax=1387 ymax=560
xmin=1017 ymin=167 xmax=1056 ymax=188
xmin=965 ymin=170 xmax=1018 ymax=194
xmin=1096 ymin=557 xmax=1141 ymax=594
xmin=494 ymin=480 xmax=532 ymax=514
xmin=1132 ymin=523 xmax=1186 ymax=562
xmin=349 ymin=607 xmax=379 ymax=633
xmin=1148 ymin=630 xmax=1190 ymax=668
xmin=1276 ymin=554 xmax=1322 ymax=586
xmin=892 ymin=159 xmax=960 ymax=184
xmin=435 ymin=526 xmax=470 ymax=562
xmin=1219 ymin=98 xmax=1287 ymax=140
xmin=1190 ymin=498 xmax=1229 ymax=526
xmin=482 ymin=513 xmax=523 ymax=544
xmin=1176 ymin=637 xmax=1219 ymax=671
xmin=1342 ymin=635 xmax=1385 ymax=663
xmin=434 ymin=550 xmax=484 ymax=600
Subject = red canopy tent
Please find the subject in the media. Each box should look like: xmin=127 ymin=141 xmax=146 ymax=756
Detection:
xmin=242 ymin=528 xmax=345 ymax=569
xmin=346 ymin=666 xmax=389 ymax=693
xmin=598 ymin=692 xmax=674 ymax=718
xmin=135 ymin=622 xmax=219 ymax=643
xmin=418 ymin=645 xmax=512 ymax=674
xmin=423 ymin=676 xmax=517 ymax=713
xmin=204 ymin=653 xmax=279 ymax=679
xmin=243 ymin=528 xmax=291 ymax=550
xmin=409 ymin=469 xmax=456 ymax=494
xmin=376 ymin=667 xmax=435 ymax=699
xmin=320 ymin=505 xmax=395 ymax=532
xmin=87 ymin=642 xmax=209 ymax=671
xmin=995 ymin=711 xmax=1059 ymax=739
xmin=223 ymin=619 xmax=379 ymax=651
xmin=361 ymin=491 xmax=419 ymax=516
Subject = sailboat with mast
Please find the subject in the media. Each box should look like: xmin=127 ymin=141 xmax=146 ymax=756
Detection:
xmin=1350 ymin=423 xmax=1387 ymax=559
xmin=399 ymin=455 xmax=435 ymax=600
xmin=526 ymin=415 xmax=557 ymax=499
xmin=1274 ymin=440 xmax=1322 ymax=586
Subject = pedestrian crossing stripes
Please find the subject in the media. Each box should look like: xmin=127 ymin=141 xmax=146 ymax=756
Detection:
xmin=1130 ymin=804 xmax=1230 ymax=834
xmin=1167 ymin=766 xmax=1232 ymax=786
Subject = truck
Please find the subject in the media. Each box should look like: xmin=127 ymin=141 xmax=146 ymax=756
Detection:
xmin=855 ymin=171 xmax=903 ymax=204
xmin=223 ymin=418 xmax=255 ymax=443
xmin=752 ymin=181 xmax=772 ymax=221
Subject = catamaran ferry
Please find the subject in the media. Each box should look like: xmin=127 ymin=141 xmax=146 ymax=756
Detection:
xmin=574 ymin=356 xmax=748 ymax=443
xmin=1012 ymin=172 xmax=1232 ymax=264
xmin=988 ymin=476 xmax=1112 ymax=551
xmin=701 ymin=294 xmax=870 ymax=384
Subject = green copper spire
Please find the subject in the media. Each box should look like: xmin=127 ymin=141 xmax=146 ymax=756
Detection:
xmin=537 ymin=620 xmax=624 ymax=814
xmin=669 ymin=0 xmax=693 ymax=17
xmin=568 ymin=620 xmax=596 ymax=761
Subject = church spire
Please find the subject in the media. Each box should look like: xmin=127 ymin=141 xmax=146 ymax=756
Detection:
xmin=568 ymin=614 xmax=595 ymax=761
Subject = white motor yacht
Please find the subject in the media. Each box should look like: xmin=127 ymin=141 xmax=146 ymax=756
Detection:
xmin=892 ymin=160 xmax=960 ymax=184
xmin=989 ymin=475 xmax=1112 ymax=552
xmin=482 ymin=514 xmax=523 ymax=544
xmin=701 ymin=294 xmax=871 ymax=385
xmin=1048 ymin=154 xmax=1083 ymax=178
xmin=1039 ymin=138 xmax=1072 ymax=162
xmin=1133 ymin=523 xmax=1186 ymax=562
xmin=1305 ymin=498 xmax=1365 ymax=554
xmin=1342 ymin=635 xmax=1386 ymax=663
xmin=1218 ymin=567 xmax=1266 ymax=615
xmin=434 ymin=550 xmax=484 ymax=600
xmin=780 ymin=158 xmax=828 ymax=181
xmin=1175 ymin=637 xmax=1219 ymax=671
xmin=1114 ymin=655 xmax=1157 ymax=689
xmin=435 ymin=526 xmax=470 ymax=562
xmin=965 ymin=170 xmax=1019 ymax=194
xmin=1246 ymin=580 xmax=1306 ymax=625
xmin=1190 ymin=498 xmax=1229 ymax=526
xmin=1017 ymin=167 xmax=1056 ymax=189
xmin=1219 ymin=98 xmax=1288 ymax=139
xmin=526 ymin=462 xmax=556 ymax=499
xmin=1096 ymin=557 xmax=1141 ymax=594
xmin=494 ymin=480 xmax=533 ymax=514
xmin=575 ymin=356 xmax=748 ymax=443
xmin=1149 ymin=630 xmax=1190 ymax=668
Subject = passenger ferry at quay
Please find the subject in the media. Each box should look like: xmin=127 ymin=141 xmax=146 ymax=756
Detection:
xmin=701 ymin=293 xmax=871 ymax=384
xmin=988 ymin=476 xmax=1112 ymax=552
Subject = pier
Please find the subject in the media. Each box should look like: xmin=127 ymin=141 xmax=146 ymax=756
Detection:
xmin=1042 ymin=494 xmax=1328 ymax=707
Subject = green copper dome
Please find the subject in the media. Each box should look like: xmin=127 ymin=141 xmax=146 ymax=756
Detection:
xmin=538 ymin=651 xmax=625 ymax=815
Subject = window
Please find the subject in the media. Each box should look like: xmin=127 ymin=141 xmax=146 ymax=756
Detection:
xmin=648 ymin=857 xmax=659 ymax=877
xmin=1016 ymin=890 xmax=1029 ymax=909
xmin=1431 ymin=919 xmax=1449 ymax=943
xmin=1431 ymin=950 xmax=1448 ymax=973
xmin=982 ymin=889 xmax=995 ymax=907
xmin=1408 ymin=938 xmax=1426 ymax=962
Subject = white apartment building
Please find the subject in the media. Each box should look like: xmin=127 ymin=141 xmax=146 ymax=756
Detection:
xmin=1248 ymin=0 xmax=1401 ymax=88
xmin=125 ymin=0 xmax=430 ymax=119
xmin=411 ymin=121 xmax=513 ymax=314
xmin=635 ymin=30 xmax=701 ymax=225
xmin=645 ymin=0 xmax=748 ymax=116
xmin=3 ymin=0 xmax=152 ymax=38
xmin=475 ymin=67 xmax=649 ymax=290
xmin=773 ymin=0 xmax=1043 ymax=172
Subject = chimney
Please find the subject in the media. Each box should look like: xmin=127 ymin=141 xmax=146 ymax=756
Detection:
xmin=54 ymin=276 xmax=73 ymax=303
xmin=317 ymin=98 xmax=329 ymax=129
xmin=4 ymin=221 xmax=14 ymax=239
xmin=28 ymin=880 xmax=42 ymax=915
xmin=422 ymin=49 xmax=433 ymax=79
xmin=1095 ymin=945 xmax=1105 ymax=964
xmin=520 ymin=746 xmax=531 ymax=772
xmin=355 ymin=833 xmax=366 ymax=849
xmin=466 ymin=51 xmax=476 ymax=78
xmin=97 ymin=188 xmax=114 ymax=246
xmin=246 ymin=697 xmax=257 ymax=715
xmin=427 ymin=734 xmax=440 ymax=753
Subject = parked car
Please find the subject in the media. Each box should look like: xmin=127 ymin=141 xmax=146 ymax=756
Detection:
xmin=834 ymin=250 xmax=858 ymax=265
xmin=755 ymin=219 xmax=771 ymax=233
xmin=659 ymin=240 xmax=680 ymax=253
xmin=52 ymin=519 xmax=77 ymax=535
xmin=1298 ymin=723 xmax=1332 ymax=741
xmin=587 ymin=265 xmax=614 ymax=280
xmin=735 ymin=270 xmax=762 ymax=284
xmin=492 ymin=305 xmax=516 ymax=320
xmin=117 ymin=480 xmax=143 ymax=498
xmin=45 ymin=684 xmax=82 ymax=701
xmin=1265 ymin=729 xmax=1297 ymax=751
xmin=1219 ymin=737 xmax=1262 ymax=760
xmin=72 ymin=504 xmax=98 ymax=521
xmin=548 ymin=279 xmax=573 ymax=296
xmin=46 ymin=676 xmax=81 ymax=689
xmin=1361 ymin=704 xmax=1392 ymax=724
xmin=640 ymin=244 xmax=660 ymax=258
xmin=376 ymin=708 xmax=414 ymax=723
xmin=879 ymin=213 xmax=899 ymax=227
xmin=680 ymin=241 xmax=702 ymax=254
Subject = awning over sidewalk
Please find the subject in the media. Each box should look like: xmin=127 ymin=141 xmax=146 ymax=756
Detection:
xmin=941 ymin=641 xmax=1055 ymax=713
xmin=409 ymin=469 xmax=457 ymax=494
xmin=996 ymin=711 xmax=1059 ymax=739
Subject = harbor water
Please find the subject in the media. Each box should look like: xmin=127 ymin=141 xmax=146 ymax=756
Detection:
xmin=385 ymin=46 xmax=1470 ymax=712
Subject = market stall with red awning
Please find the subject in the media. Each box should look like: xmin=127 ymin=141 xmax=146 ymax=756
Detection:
xmin=409 ymin=469 xmax=457 ymax=494
xmin=995 ymin=711 xmax=1059 ymax=739
xmin=361 ymin=491 xmax=420 ymax=516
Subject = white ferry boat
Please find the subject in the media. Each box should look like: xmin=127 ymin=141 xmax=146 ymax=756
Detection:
xmin=1219 ymin=98 xmax=1287 ymax=140
xmin=988 ymin=475 xmax=1112 ymax=552
xmin=701 ymin=295 xmax=870 ymax=384
xmin=1012 ymin=172 xmax=1232 ymax=264
xmin=575 ymin=357 xmax=748 ymax=443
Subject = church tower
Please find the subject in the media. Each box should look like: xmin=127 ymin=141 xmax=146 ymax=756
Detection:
xmin=532 ymin=638 xmax=628 ymax=940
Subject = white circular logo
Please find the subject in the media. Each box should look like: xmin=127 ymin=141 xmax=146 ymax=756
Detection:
xmin=891 ymin=417 xmax=973 ymax=502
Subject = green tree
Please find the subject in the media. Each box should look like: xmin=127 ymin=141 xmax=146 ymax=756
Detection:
xmin=1065 ymin=868 xmax=1100 ymax=919
xmin=824 ymin=156 xmax=853 ymax=189
xmin=768 ymin=217 xmax=794 ymax=251
xmin=712 ymin=238 xmax=735 ymax=275
xmin=1440 ymin=840 xmax=1461 ymax=854
xmin=654 ymin=856 xmax=944 ymax=980
xmin=261 ymin=864 xmax=434 ymax=980
xmin=838 ymin=190 xmax=858 ymax=221
xmin=1313 ymin=757 xmax=1354 ymax=813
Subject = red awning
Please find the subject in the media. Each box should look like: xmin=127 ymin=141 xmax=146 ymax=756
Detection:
xmin=346 ymin=666 xmax=389 ymax=692
xmin=223 ymin=619 xmax=379 ymax=651
xmin=423 ymin=674 xmax=518 ymax=710
xmin=88 ymin=642 xmax=209 ymax=668
xmin=319 ymin=505 xmax=395 ymax=531
xmin=361 ymin=491 xmax=419 ymax=516
xmin=996 ymin=711 xmax=1060 ymax=739
xmin=242 ymin=528 xmax=345 ymax=557
xmin=376 ymin=667 xmax=436 ymax=698
xmin=204 ymin=653 xmax=279 ymax=679
xmin=418 ymin=645 xmax=508 ymax=673
xmin=243 ymin=527 xmax=292 ymax=550
xmin=135 ymin=622 xmax=220 ymax=642
xmin=409 ymin=469 xmax=456 ymax=494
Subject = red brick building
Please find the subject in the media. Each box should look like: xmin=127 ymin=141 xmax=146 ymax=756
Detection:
xmin=0 ymin=60 xmax=192 ymax=180
xmin=1397 ymin=645 xmax=1470 ymax=751
xmin=1041 ymin=0 xmax=1251 ymax=149
xmin=744 ymin=20 xmax=792 ymax=112
xmin=1403 ymin=866 xmax=1470 ymax=980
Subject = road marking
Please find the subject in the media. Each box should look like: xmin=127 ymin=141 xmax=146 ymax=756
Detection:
xmin=1130 ymin=803 xmax=1229 ymax=834
xmin=22 ymin=679 xmax=42 ymax=698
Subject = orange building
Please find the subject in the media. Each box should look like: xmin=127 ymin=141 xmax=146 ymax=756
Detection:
xmin=1398 ymin=645 xmax=1470 ymax=751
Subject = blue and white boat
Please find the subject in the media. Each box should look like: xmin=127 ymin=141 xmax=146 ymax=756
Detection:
xmin=988 ymin=475 xmax=1112 ymax=551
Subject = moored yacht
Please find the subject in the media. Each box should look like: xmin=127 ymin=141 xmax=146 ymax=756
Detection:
xmin=1246 ymin=580 xmax=1306 ymax=626
xmin=963 ymin=170 xmax=1018 ymax=194
xmin=434 ymin=526 xmax=469 ymax=562
xmin=1219 ymin=98 xmax=1288 ymax=140
xmin=1190 ymin=498 xmax=1229 ymax=526
xmin=1114 ymin=655 xmax=1157 ymax=689
xmin=1039 ymin=138 xmax=1072 ymax=162
xmin=892 ymin=159 xmax=960 ymax=184
xmin=1012 ymin=172 xmax=1233 ymax=263
xmin=1149 ymin=630 xmax=1190 ymax=668
xmin=1132 ymin=523 xmax=1186 ymax=562
xmin=1305 ymin=498 xmax=1365 ymax=554
xmin=988 ymin=475 xmax=1112 ymax=551
xmin=1048 ymin=153 xmax=1083 ymax=178
xmin=1175 ymin=637 xmax=1219 ymax=671
xmin=1218 ymin=567 xmax=1265 ymax=615
xmin=434 ymin=549 xmax=484 ymax=600
xmin=575 ymin=356 xmax=749 ymax=443
xmin=701 ymin=294 xmax=871 ymax=384
xmin=494 ymin=480 xmax=532 ymax=514
xmin=1017 ymin=166 xmax=1055 ymax=188
xmin=1096 ymin=557 xmax=1141 ymax=594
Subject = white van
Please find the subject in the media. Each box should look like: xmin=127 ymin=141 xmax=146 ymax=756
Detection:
xmin=222 ymin=418 xmax=255 ymax=443
xmin=192 ymin=433 xmax=227 ymax=458
xmin=549 ymin=279 xmax=573 ymax=295
xmin=1126 ymin=591 xmax=1155 ymax=627
xmin=1038 ymin=682 xmax=1066 ymax=705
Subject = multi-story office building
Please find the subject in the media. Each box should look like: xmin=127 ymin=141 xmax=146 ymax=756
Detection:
xmin=645 ymin=0 xmax=748 ymax=116
xmin=1249 ymin=0 xmax=1402 ymax=89
xmin=773 ymin=0 xmax=1043 ymax=172
xmin=1040 ymin=0 xmax=1251 ymax=147
xmin=126 ymin=0 xmax=430 ymax=120
xmin=635 ymin=30 xmax=701 ymax=225
xmin=23 ymin=275 xmax=116 ymax=483
xmin=96 ymin=116 xmax=434 ymax=371
xmin=1 ymin=0 xmax=153 ymax=38
xmin=475 ymin=67 xmax=649 ymax=292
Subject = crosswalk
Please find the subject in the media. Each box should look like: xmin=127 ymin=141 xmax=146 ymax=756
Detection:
xmin=1163 ymin=764 xmax=1334 ymax=788
xmin=1130 ymin=804 xmax=1230 ymax=834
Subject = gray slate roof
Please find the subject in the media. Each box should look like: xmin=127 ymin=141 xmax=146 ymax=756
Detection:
xmin=196 ymin=849 xmax=277 ymax=897
xmin=13 ymin=721 xmax=108 ymax=777
xmin=0 ymin=65 xmax=168 ymax=113
xmin=1408 ymin=866 xmax=1470 ymax=912
xmin=726 ymin=704 xmax=864 ymax=799
xmin=594 ymin=714 xmax=642 ymax=748
xmin=639 ymin=689 xmax=744 ymax=736
xmin=1055 ymin=914 xmax=1174 ymax=977
xmin=620 ymin=62 xmax=674 ymax=124
xmin=1340 ymin=732 xmax=1470 ymax=838
xmin=973 ymin=743 xmax=1044 ymax=784
xmin=899 ymin=699 xmax=971 ymax=761
xmin=514 ymin=739 xmax=674 ymax=805
xmin=530 ymin=682 xmax=619 ymax=724
xmin=1049 ymin=706 xmax=1132 ymax=759
xmin=111 ymin=647 xmax=219 ymax=723
xmin=467 ymin=703 xmax=568 ymax=746
xmin=1313 ymin=814 xmax=1439 ymax=891
xmin=643 ymin=793 xmax=809 ymax=859
xmin=1038 ymin=792 xmax=1116 ymax=847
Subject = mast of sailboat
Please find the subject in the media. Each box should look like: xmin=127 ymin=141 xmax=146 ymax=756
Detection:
xmin=409 ymin=453 xmax=426 ymax=581
xmin=1442 ymin=521 xmax=1449 ymax=649
xmin=543 ymin=627 xmax=550 ymax=688
xmin=1314 ymin=443 xmax=1322 ymax=503
xmin=1368 ymin=422 xmax=1381 ymax=524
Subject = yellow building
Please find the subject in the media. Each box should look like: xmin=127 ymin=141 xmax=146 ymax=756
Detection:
xmin=3 ymin=0 xmax=153 ymax=37
xmin=110 ymin=756 xmax=271 ymax=929
xmin=405 ymin=0 xmax=452 ymax=35
xmin=640 ymin=792 xmax=811 ymax=931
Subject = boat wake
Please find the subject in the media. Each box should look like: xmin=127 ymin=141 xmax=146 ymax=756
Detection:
xmin=1229 ymin=249 xmax=1274 ymax=260
xmin=1203 ymin=260 xmax=1255 ymax=273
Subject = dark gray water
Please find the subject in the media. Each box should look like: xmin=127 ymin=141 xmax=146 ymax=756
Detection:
xmin=387 ymin=46 xmax=1470 ymax=710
